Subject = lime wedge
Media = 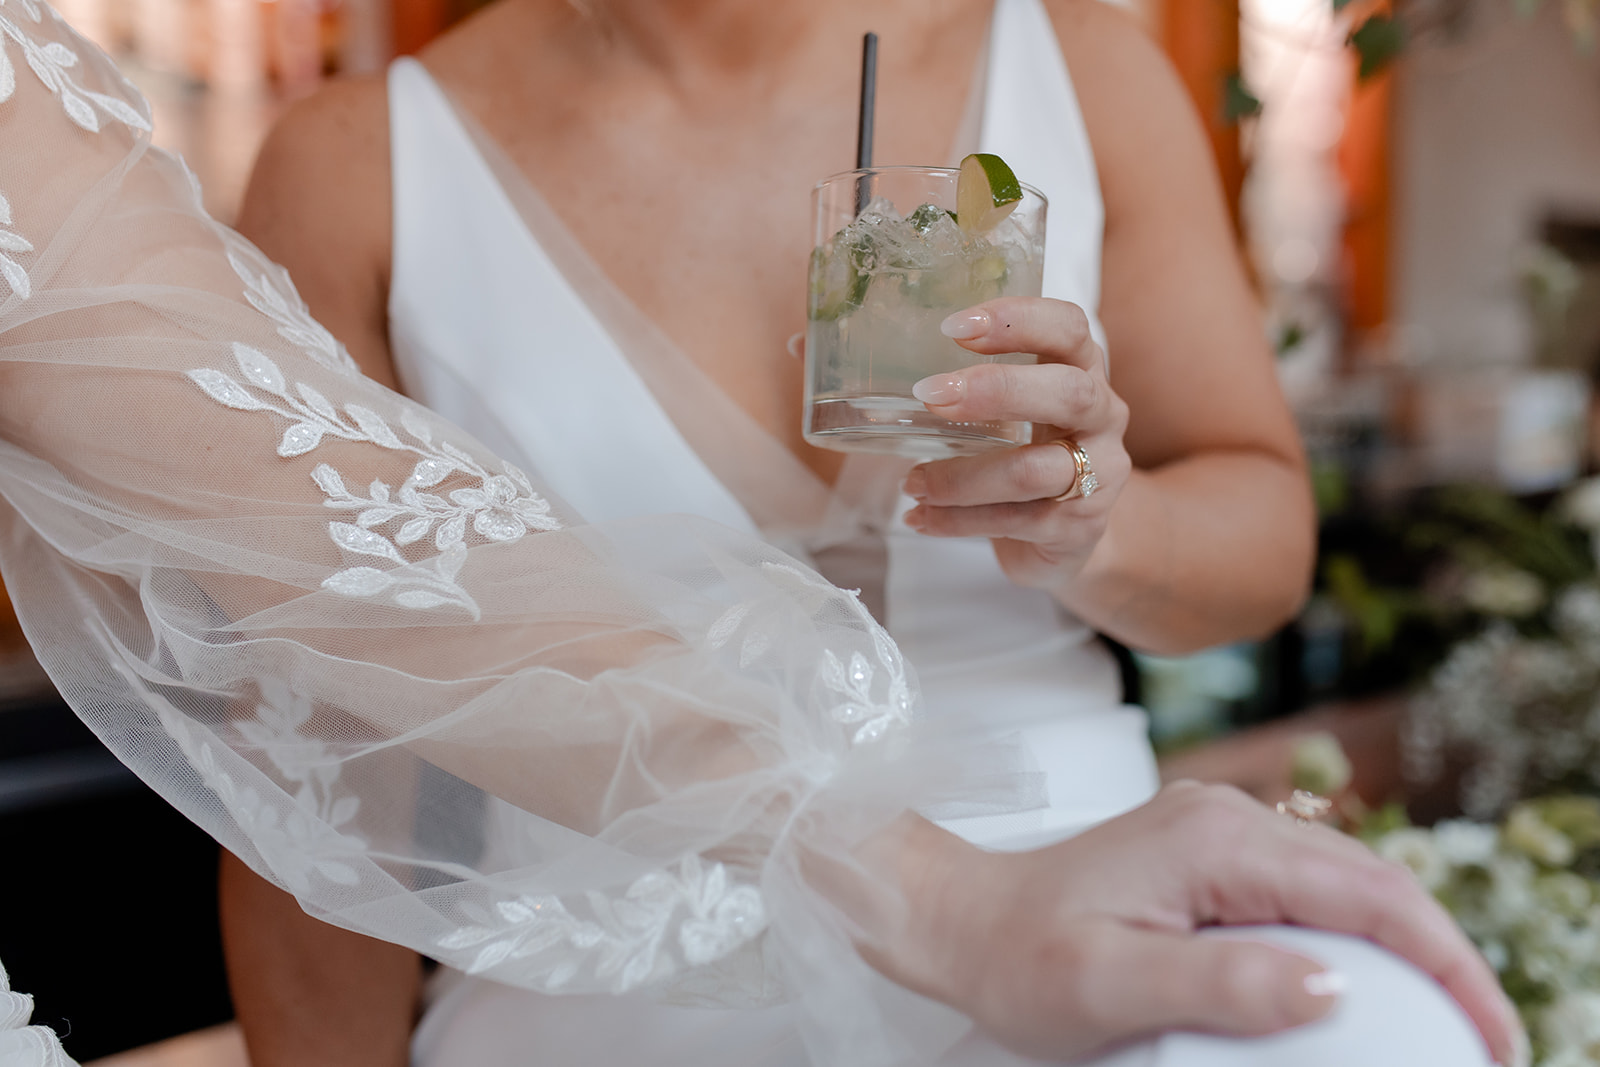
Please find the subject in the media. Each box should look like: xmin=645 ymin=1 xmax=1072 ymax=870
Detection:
xmin=955 ymin=153 xmax=1023 ymax=234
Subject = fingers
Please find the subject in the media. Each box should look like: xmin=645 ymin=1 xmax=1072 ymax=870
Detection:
xmin=1171 ymin=791 xmax=1521 ymax=1065
xmin=1077 ymin=924 xmax=1336 ymax=1043
xmin=904 ymin=438 xmax=1122 ymax=509
xmin=938 ymin=296 xmax=1100 ymax=370
xmin=912 ymin=360 xmax=1115 ymax=430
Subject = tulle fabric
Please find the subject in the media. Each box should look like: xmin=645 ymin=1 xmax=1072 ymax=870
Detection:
xmin=0 ymin=7 xmax=1030 ymax=1064
xmin=0 ymin=958 xmax=77 ymax=1067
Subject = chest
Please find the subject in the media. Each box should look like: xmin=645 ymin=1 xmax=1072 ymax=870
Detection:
xmin=450 ymin=39 xmax=985 ymax=483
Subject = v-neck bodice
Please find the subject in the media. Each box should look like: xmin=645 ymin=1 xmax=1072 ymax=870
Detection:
xmin=385 ymin=0 xmax=1156 ymax=849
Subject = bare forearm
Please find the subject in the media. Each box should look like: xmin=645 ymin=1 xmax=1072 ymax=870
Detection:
xmin=220 ymin=852 xmax=421 ymax=1067
xmin=1053 ymin=451 xmax=1315 ymax=655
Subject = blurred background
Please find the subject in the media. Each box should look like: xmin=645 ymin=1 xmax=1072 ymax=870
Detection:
xmin=6 ymin=0 xmax=1600 ymax=1062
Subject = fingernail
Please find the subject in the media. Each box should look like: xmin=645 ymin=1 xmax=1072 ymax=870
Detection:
xmin=903 ymin=468 xmax=928 ymax=499
xmin=940 ymin=309 xmax=992 ymax=340
xmin=903 ymin=506 xmax=926 ymax=531
xmin=1303 ymin=971 xmax=1347 ymax=998
xmin=913 ymin=374 xmax=965 ymax=406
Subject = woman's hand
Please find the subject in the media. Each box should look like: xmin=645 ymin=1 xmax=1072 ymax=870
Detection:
xmin=873 ymin=783 xmax=1524 ymax=1066
xmin=902 ymin=296 xmax=1131 ymax=592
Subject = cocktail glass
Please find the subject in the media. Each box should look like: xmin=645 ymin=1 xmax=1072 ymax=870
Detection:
xmin=803 ymin=166 xmax=1047 ymax=459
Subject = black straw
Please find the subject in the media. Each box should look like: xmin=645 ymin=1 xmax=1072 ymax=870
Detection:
xmin=854 ymin=32 xmax=878 ymax=214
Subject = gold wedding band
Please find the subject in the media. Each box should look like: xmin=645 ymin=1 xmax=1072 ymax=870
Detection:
xmin=1050 ymin=439 xmax=1100 ymax=503
xmin=1276 ymin=790 xmax=1334 ymax=827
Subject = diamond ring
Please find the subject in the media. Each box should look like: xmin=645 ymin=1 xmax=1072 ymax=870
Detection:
xmin=1276 ymin=789 xmax=1335 ymax=826
xmin=1050 ymin=439 xmax=1099 ymax=503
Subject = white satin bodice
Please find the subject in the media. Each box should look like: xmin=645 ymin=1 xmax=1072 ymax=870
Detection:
xmin=385 ymin=0 xmax=1157 ymax=848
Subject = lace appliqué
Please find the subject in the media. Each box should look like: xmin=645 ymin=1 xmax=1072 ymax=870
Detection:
xmin=187 ymin=343 xmax=560 ymax=617
xmin=437 ymin=855 xmax=767 ymax=993
xmin=154 ymin=690 xmax=367 ymax=895
xmin=235 ymin=678 xmax=360 ymax=844
xmin=0 ymin=3 xmax=150 ymax=302
xmin=710 ymin=562 xmax=914 ymax=747
xmin=222 ymin=232 xmax=362 ymax=377
xmin=0 ymin=0 xmax=151 ymax=134
xmin=0 ymin=191 xmax=30 ymax=299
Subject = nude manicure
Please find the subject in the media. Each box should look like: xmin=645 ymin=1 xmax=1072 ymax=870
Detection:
xmin=1303 ymin=971 xmax=1347 ymax=997
xmin=912 ymin=374 xmax=965 ymax=406
xmin=940 ymin=309 xmax=992 ymax=340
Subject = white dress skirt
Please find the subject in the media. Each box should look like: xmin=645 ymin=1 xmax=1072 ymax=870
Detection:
xmin=380 ymin=3 xmax=1495 ymax=1062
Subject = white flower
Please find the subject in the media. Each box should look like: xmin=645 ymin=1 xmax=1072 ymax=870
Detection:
xmin=1433 ymin=819 xmax=1500 ymax=867
xmin=1506 ymin=805 xmax=1577 ymax=867
xmin=1542 ymin=991 xmax=1600 ymax=1061
xmin=1487 ymin=853 xmax=1539 ymax=928
xmin=1291 ymin=732 xmax=1353 ymax=796
xmin=1556 ymin=585 xmax=1600 ymax=644
xmin=1461 ymin=566 xmax=1546 ymax=618
xmin=1375 ymin=828 xmax=1450 ymax=891
xmin=1562 ymin=476 xmax=1600 ymax=531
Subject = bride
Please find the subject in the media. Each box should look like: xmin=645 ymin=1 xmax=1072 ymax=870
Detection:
xmin=0 ymin=0 xmax=1518 ymax=1064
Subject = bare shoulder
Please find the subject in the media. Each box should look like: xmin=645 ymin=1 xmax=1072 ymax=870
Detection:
xmin=236 ymin=73 xmax=395 ymax=384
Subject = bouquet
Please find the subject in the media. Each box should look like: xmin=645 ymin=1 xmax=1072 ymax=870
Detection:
xmin=1364 ymin=797 xmax=1600 ymax=1066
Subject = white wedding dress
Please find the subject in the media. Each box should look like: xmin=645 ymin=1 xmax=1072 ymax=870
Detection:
xmin=0 ymin=2 xmax=1490 ymax=1064
xmin=380 ymin=2 xmax=1495 ymax=1064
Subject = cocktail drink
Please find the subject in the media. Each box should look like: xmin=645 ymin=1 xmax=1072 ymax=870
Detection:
xmin=803 ymin=160 xmax=1047 ymax=458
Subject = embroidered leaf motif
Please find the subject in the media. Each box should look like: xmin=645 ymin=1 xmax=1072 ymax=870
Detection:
xmin=0 ymin=252 xmax=27 ymax=299
xmin=233 ymin=343 xmax=287 ymax=395
xmin=82 ymin=89 xmax=147 ymax=129
xmin=321 ymin=567 xmax=394 ymax=597
xmin=296 ymin=382 xmax=338 ymax=421
xmin=186 ymin=369 xmax=265 ymax=411
xmin=410 ymin=458 xmax=452 ymax=488
xmin=278 ymin=423 xmax=323 ymax=457
xmin=329 ymin=522 xmax=402 ymax=563
xmin=311 ymin=464 xmax=349 ymax=500
xmin=436 ymin=514 xmax=467 ymax=551
xmin=345 ymin=405 xmax=401 ymax=449
xmin=395 ymin=590 xmax=455 ymax=610
xmin=0 ymin=42 xmax=14 ymax=103
xmin=401 ymin=407 xmax=434 ymax=446
xmin=395 ymin=517 xmax=432 ymax=545
xmin=0 ymin=230 xmax=28 ymax=252
xmin=188 ymin=336 xmax=560 ymax=618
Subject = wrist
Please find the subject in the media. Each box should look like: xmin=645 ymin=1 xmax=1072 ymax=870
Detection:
xmin=858 ymin=816 xmax=1003 ymax=1011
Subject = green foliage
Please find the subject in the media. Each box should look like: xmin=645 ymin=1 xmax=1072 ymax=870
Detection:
xmin=1222 ymin=71 xmax=1264 ymax=123
xmin=1349 ymin=14 xmax=1408 ymax=80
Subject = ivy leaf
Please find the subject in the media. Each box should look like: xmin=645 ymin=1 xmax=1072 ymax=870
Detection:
xmin=1222 ymin=71 xmax=1263 ymax=124
xmin=1349 ymin=14 xmax=1406 ymax=80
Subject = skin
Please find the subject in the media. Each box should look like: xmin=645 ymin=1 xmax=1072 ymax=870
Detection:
xmin=219 ymin=1 xmax=1521 ymax=1064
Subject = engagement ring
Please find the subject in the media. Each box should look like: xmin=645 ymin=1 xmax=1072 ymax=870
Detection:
xmin=1276 ymin=789 xmax=1334 ymax=826
xmin=1050 ymin=439 xmax=1099 ymax=502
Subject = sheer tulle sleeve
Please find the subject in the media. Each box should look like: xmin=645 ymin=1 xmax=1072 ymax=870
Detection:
xmin=0 ymin=8 xmax=1011 ymax=1064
